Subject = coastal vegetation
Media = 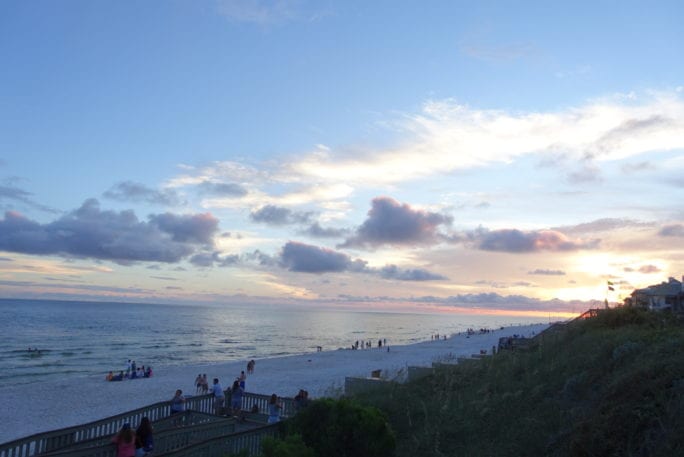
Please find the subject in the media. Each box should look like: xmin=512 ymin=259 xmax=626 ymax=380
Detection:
xmin=261 ymin=307 xmax=684 ymax=456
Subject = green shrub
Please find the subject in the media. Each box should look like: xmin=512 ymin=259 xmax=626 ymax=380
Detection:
xmin=287 ymin=398 xmax=396 ymax=457
xmin=260 ymin=435 xmax=315 ymax=457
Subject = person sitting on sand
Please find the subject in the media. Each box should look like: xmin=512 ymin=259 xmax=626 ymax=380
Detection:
xmin=111 ymin=423 xmax=136 ymax=457
xmin=145 ymin=366 xmax=152 ymax=377
xmin=112 ymin=371 xmax=124 ymax=381
xmin=106 ymin=371 xmax=114 ymax=381
xmin=135 ymin=417 xmax=154 ymax=457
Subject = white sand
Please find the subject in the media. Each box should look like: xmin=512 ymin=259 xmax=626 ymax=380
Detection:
xmin=0 ymin=323 xmax=546 ymax=444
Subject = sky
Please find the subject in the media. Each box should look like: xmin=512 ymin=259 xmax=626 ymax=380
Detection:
xmin=0 ymin=0 xmax=683 ymax=316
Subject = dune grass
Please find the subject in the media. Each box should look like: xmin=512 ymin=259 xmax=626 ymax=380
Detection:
xmin=351 ymin=307 xmax=684 ymax=456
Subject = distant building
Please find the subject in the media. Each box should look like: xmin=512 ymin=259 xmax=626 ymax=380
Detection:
xmin=627 ymin=276 xmax=683 ymax=312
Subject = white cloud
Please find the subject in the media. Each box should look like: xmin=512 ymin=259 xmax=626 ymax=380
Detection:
xmin=283 ymin=91 xmax=684 ymax=186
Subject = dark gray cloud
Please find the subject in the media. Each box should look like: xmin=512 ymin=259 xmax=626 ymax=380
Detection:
xmin=474 ymin=228 xmax=599 ymax=252
xmin=103 ymin=181 xmax=182 ymax=206
xmin=378 ymin=265 xmax=447 ymax=281
xmin=299 ymin=222 xmax=350 ymax=238
xmin=659 ymin=224 xmax=684 ymax=237
xmin=528 ymin=269 xmax=566 ymax=276
xmin=148 ymin=212 xmax=218 ymax=244
xmin=0 ymin=199 xmax=219 ymax=264
xmin=199 ymin=181 xmax=248 ymax=197
xmin=279 ymin=241 xmax=365 ymax=273
xmin=276 ymin=241 xmax=445 ymax=281
xmin=189 ymin=251 xmax=239 ymax=267
xmin=340 ymin=197 xmax=452 ymax=249
xmin=250 ymin=205 xmax=314 ymax=226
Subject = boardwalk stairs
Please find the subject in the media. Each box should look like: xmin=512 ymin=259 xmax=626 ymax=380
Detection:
xmin=0 ymin=391 xmax=295 ymax=457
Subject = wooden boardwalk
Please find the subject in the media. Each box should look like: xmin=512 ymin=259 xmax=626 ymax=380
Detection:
xmin=0 ymin=391 xmax=295 ymax=457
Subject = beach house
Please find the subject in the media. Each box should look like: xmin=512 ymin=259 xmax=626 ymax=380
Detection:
xmin=627 ymin=276 xmax=684 ymax=312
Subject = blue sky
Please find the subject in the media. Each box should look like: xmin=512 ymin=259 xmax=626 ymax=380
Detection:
xmin=1 ymin=0 xmax=682 ymax=315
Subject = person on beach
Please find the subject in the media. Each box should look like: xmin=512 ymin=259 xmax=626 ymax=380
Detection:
xmin=267 ymin=393 xmax=282 ymax=423
xmin=194 ymin=374 xmax=203 ymax=394
xmin=135 ymin=417 xmax=154 ymax=456
xmin=212 ymin=378 xmax=225 ymax=415
xmin=230 ymin=379 xmax=243 ymax=415
xmin=111 ymin=423 xmax=136 ymax=457
xmin=106 ymin=371 xmax=113 ymax=381
xmin=239 ymin=370 xmax=246 ymax=389
xmin=247 ymin=359 xmax=255 ymax=374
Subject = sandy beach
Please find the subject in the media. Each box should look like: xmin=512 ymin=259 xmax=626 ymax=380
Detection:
xmin=0 ymin=323 xmax=547 ymax=445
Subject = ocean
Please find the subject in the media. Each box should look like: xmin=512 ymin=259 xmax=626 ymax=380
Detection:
xmin=0 ymin=298 xmax=550 ymax=388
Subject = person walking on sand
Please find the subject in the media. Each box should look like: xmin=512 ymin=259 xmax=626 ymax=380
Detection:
xmin=111 ymin=423 xmax=136 ymax=457
xmin=212 ymin=378 xmax=225 ymax=415
xmin=239 ymin=370 xmax=246 ymax=389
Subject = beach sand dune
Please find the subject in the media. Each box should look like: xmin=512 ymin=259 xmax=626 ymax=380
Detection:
xmin=0 ymin=324 xmax=546 ymax=444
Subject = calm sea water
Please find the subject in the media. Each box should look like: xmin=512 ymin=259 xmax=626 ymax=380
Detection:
xmin=0 ymin=299 xmax=549 ymax=388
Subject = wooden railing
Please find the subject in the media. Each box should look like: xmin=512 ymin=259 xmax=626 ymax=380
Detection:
xmin=0 ymin=390 xmax=295 ymax=457
xmin=40 ymin=411 xmax=230 ymax=455
xmin=41 ymin=414 xmax=238 ymax=457
xmin=159 ymin=423 xmax=280 ymax=457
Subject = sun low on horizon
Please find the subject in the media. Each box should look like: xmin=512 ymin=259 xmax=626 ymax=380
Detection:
xmin=0 ymin=1 xmax=682 ymax=316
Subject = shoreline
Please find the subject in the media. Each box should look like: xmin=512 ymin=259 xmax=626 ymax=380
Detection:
xmin=0 ymin=323 xmax=547 ymax=444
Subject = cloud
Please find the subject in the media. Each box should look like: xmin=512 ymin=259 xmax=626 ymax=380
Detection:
xmin=198 ymin=181 xmax=248 ymax=197
xmin=279 ymin=241 xmax=364 ymax=273
xmin=103 ymin=181 xmax=182 ymax=206
xmin=340 ymin=197 xmax=452 ymax=248
xmin=0 ymin=199 xmax=219 ymax=264
xmin=285 ymin=92 xmax=684 ymax=187
xmin=528 ymin=269 xmax=566 ymax=276
xmin=559 ymin=218 xmax=653 ymax=234
xmin=378 ymin=265 xmax=447 ymax=281
xmin=0 ymin=184 xmax=58 ymax=213
xmin=299 ymin=222 xmax=350 ymax=238
xmin=414 ymin=293 xmax=604 ymax=312
xmin=250 ymin=205 xmax=314 ymax=226
xmin=473 ymin=228 xmax=599 ymax=253
xmin=659 ymin=224 xmax=684 ymax=237
xmin=148 ymin=212 xmax=219 ymax=244
xmin=638 ymin=264 xmax=661 ymax=274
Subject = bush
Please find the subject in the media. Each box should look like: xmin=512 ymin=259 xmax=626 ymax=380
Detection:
xmin=287 ymin=398 xmax=396 ymax=457
xmin=260 ymin=435 xmax=315 ymax=457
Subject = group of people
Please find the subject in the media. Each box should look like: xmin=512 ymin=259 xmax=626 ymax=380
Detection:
xmin=106 ymin=360 xmax=152 ymax=382
xmin=111 ymin=418 xmax=154 ymax=457
xmin=193 ymin=373 xmax=209 ymax=394
xmin=351 ymin=338 xmax=388 ymax=350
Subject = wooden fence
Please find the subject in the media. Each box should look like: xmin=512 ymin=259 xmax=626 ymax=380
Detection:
xmin=0 ymin=390 xmax=295 ymax=457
